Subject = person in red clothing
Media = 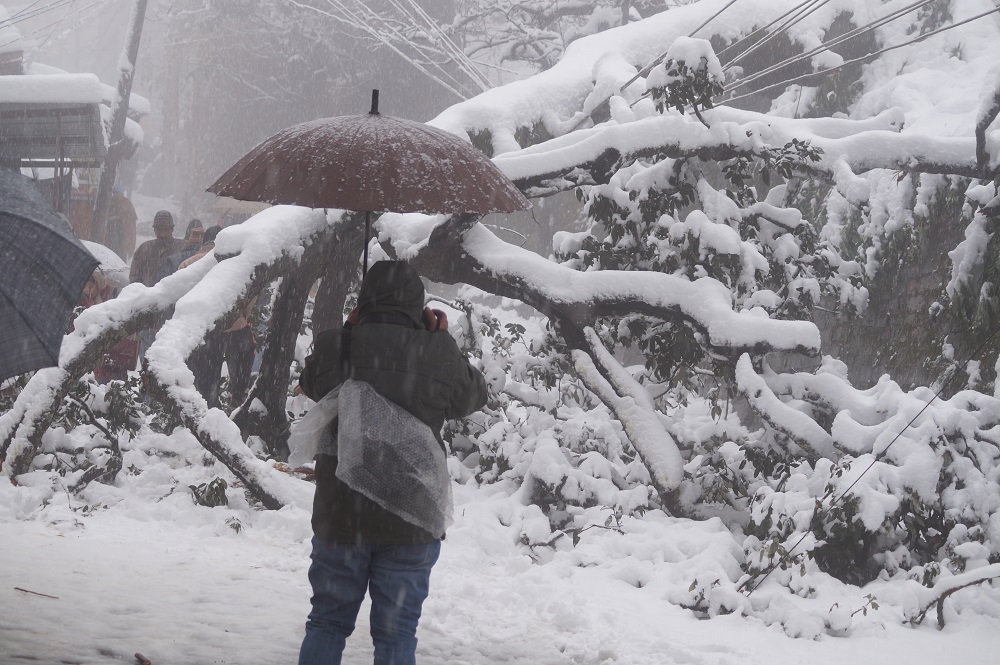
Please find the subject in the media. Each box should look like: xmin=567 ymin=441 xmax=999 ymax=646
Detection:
xmin=75 ymin=271 xmax=138 ymax=383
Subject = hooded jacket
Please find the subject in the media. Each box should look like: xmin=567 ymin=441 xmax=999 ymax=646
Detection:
xmin=300 ymin=261 xmax=488 ymax=544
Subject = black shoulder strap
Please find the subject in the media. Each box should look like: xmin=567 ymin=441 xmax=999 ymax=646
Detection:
xmin=339 ymin=327 xmax=352 ymax=379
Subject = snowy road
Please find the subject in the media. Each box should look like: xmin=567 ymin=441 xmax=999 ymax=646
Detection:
xmin=2 ymin=484 xmax=998 ymax=665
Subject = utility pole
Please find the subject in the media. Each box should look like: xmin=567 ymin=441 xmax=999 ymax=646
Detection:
xmin=90 ymin=0 xmax=148 ymax=246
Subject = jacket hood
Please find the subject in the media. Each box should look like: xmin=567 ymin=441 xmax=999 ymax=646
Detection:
xmin=357 ymin=261 xmax=425 ymax=327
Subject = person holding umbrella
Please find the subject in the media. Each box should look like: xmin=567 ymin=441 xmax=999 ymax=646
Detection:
xmin=296 ymin=261 xmax=487 ymax=665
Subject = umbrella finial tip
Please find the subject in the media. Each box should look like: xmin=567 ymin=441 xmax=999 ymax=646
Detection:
xmin=370 ymin=89 xmax=380 ymax=115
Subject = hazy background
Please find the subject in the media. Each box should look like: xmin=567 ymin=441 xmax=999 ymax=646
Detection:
xmin=10 ymin=0 xmax=470 ymax=217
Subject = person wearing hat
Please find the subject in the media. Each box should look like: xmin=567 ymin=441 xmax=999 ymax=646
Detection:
xmin=129 ymin=211 xmax=188 ymax=288
xmin=155 ymin=218 xmax=207 ymax=283
xmin=183 ymin=218 xmax=205 ymax=250
xmin=130 ymin=210 xmax=189 ymax=361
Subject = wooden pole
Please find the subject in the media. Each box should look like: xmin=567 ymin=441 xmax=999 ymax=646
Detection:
xmin=89 ymin=0 xmax=148 ymax=244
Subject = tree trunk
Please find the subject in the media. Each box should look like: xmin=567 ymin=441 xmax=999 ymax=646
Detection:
xmin=233 ymin=213 xmax=365 ymax=458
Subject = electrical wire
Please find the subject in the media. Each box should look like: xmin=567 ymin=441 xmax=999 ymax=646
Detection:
xmin=719 ymin=4 xmax=1000 ymax=110
xmin=352 ymin=0 xmax=480 ymax=97
xmin=724 ymin=0 xmax=935 ymax=95
xmin=723 ymin=0 xmax=831 ymax=73
xmin=0 ymin=0 xmax=110 ymax=51
xmin=385 ymin=0 xmax=491 ymax=91
xmin=1 ymin=0 xmax=74 ymax=26
xmin=715 ymin=0 xmax=821 ymax=59
xmin=617 ymin=0 xmax=744 ymax=93
xmin=741 ymin=290 xmax=1000 ymax=596
xmin=395 ymin=0 xmax=491 ymax=90
xmin=1 ymin=0 xmax=49 ymax=24
xmin=31 ymin=0 xmax=115 ymax=55
xmin=288 ymin=0 xmax=469 ymax=100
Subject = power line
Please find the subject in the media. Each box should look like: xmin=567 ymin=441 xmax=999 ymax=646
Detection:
xmin=0 ymin=0 xmax=88 ymax=50
xmin=719 ymin=4 xmax=1000 ymax=109
xmin=740 ymin=323 xmax=1000 ymax=596
xmin=347 ymin=0 xmax=479 ymax=97
xmin=0 ymin=0 xmax=77 ymax=29
xmin=4 ymin=0 xmax=118 ymax=52
xmin=282 ymin=0 xmax=470 ymax=100
xmin=715 ymin=0 xmax=822 ymax=60
xmin=3 ymin=0 xmax=49 ymax=24
xmin=30 ymin=0 xmax=113 ymax=56
xmin=618 ymin=0 xmax=744 ymax=93
xmin=724 ymin=0 xmax=936 ymax=95
xmin=722 ymin=0 xmax=831 ymax=74
xmin=393 ymin=0 xmax=491 ymax=90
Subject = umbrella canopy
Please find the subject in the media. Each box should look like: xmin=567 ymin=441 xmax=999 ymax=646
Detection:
xmin=0 ymin=168 xmax=99 ymax=381
xmin=208 ymin=90 xmax=529 ymax=217
xmin=81 ymin=240 xmax=129 ymax=290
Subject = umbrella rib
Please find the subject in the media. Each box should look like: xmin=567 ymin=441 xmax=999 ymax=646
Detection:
xmin=342 ymin=114 xmax=377 ymax=214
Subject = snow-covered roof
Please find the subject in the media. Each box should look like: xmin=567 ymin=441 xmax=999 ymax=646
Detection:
xmin=27 ymin=62 xmax=151 ymax=118
xmin=0 ymin=73 xmax=102 ymax=104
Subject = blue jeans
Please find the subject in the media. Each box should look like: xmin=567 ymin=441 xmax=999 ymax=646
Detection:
xmin=298 ymin=537 xmax=441 ymax=665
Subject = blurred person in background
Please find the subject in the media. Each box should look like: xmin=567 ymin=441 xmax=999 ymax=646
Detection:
xmin=130 ymin=210 xmax=188 ymax=360
xmin=181 ymin=227 xmax=257 ymax=408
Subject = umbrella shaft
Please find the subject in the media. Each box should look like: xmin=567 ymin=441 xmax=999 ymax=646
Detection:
xmin=363 ymin=211 xmax=371 ymax=277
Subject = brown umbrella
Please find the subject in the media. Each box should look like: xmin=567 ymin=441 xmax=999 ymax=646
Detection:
xmin=208 ymin=90 xmax=530 ymax=274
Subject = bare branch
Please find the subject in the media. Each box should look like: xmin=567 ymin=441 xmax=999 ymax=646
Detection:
xmin=908 ymin=564 xmax=1000 ymax=629
xmin=406 ymin=219 xmax=821 ymax=357
xmin=570 ymin=326 xmax=685 ymax=511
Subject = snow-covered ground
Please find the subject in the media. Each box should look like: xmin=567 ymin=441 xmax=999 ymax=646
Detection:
xmin=2 ymin=430 xmax=998 ymax=665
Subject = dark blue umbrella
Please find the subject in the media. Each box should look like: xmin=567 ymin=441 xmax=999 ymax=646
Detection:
xmin=0 ymin=168 xmax=99 ymax=381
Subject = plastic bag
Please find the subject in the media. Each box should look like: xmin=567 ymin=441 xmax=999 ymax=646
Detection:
xmin=286 ymin=386 xmax=341 ymax=468
xmin=336 ymin=379 xmax=452 ymax=538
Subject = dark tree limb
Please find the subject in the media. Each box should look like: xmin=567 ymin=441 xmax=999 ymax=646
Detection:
xmin=500 ymin=111 xmax=982 ymax=199
xmin=233 ymin=213 xmax=365 ymax=458
xmin=976 ymin=76 xmax=1000 ymax=177
xmin=145 ymin=218 xmax=348 ymax=509
xmin=408 ymin=218 xmax=819 ymax=358
xmin=400 ymin=215 xmax=821 ymax=517
xmin=908 ymin=565 xmax=1000 ymax=629
xmin=312 ymin=215 xmax=367 ymax=333
xmin=67 ymin=397 xmax=123 ymax=492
